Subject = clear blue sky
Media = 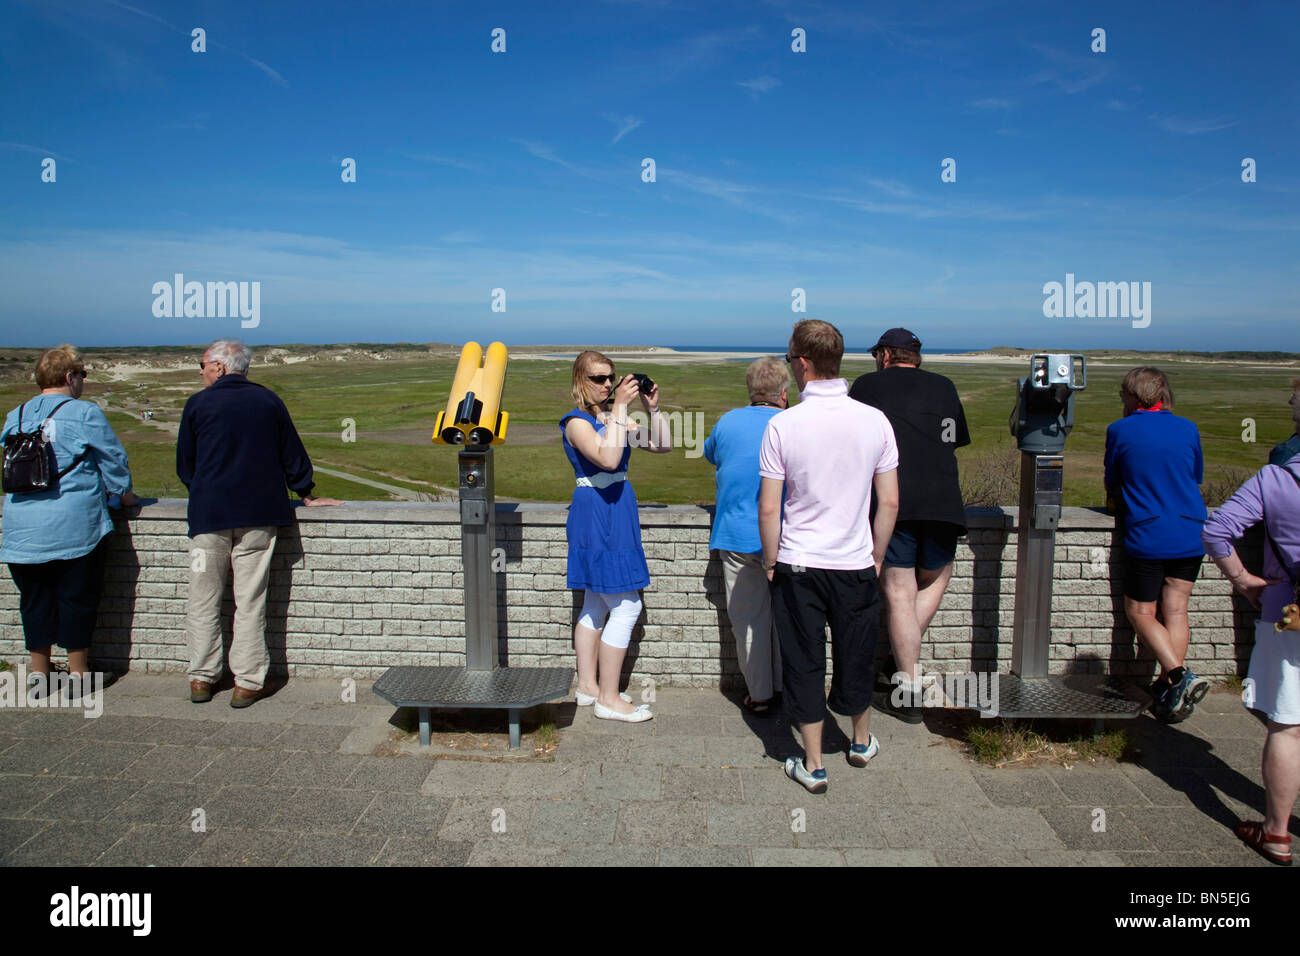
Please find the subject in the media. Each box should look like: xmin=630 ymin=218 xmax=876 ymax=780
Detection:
xmin=1 ymin=0 xmax=1296 ymax=351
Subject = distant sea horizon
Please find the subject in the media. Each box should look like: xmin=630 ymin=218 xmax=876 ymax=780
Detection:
xmin=667 ymin=345 xmax=984 ymax=355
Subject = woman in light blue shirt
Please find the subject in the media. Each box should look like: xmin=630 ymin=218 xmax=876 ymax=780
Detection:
xmin=1 ymin=345 xmax=137 ymax=692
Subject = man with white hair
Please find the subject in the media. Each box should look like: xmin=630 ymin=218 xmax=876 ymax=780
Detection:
xmin=177 ymin=339 xmax=341 ymax=707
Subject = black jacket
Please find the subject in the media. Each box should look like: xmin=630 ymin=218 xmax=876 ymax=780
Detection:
xmin=176 ymin=375 xmax=315 ymax=536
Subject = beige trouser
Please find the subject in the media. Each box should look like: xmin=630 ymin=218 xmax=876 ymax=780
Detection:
xmin=186 ymin=527 xmax=277 ymax=691
xmin=719 ymin=549 xmax=783 ymax=701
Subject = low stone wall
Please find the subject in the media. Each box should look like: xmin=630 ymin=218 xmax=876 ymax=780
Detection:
xmin=0 ymin=501 xmax=1260 ymax=685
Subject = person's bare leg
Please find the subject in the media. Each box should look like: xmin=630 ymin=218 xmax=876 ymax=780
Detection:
xmin=850 ymin=708 xmax=872 ymax=746
xmin=881 ymin=567 xmax=921 ymax=684
xmin=1262 ymin=723 xmax=1300 ymax=843
xmin=28 ymin=647 xmax=51 ymax=675
xmin=597 ymin=640 xmax=637 ymax=713
xmin=68 ymin=648 xmax=90 ymax=677
xmin=914 ymin=564 xmax=954 ymax=634
xmin=799 ymin=719 xmax=825 ymax=771
xmin=574 ymin=622 xmax=602 ymax=697
xmin=1125 ymin=598 xmax=1181 ymax=673
xmin=1159 ymin=577 xmax=1195 ymax=668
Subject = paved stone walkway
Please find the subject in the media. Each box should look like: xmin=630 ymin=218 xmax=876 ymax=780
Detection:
xmin=0 ymin=675 xmax=1290 ymax=866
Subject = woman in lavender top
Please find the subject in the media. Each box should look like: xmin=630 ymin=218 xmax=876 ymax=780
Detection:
xmin=1202 ymin=451 xmax=1300 ymax=865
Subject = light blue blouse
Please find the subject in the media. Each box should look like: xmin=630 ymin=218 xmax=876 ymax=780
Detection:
xmin=0 ymin=394 xmax=133 ymax=564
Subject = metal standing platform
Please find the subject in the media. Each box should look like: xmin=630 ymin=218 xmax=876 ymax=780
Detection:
xmin=373 ymin=665 xmax=573 ymax=749
xmin=995 ymin=673 xmax=1148 ymax=720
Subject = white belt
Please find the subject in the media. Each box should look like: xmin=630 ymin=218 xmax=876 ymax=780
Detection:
xmin=577 ymin=471 xmax=627 ymax=489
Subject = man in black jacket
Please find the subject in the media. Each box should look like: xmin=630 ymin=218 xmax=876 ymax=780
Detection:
xmin=850 ymin=329 xmax=970 ymax=723
xmin=177 ymin=339 xmax=341 ymax=707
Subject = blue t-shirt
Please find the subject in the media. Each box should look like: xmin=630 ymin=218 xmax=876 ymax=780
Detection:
xmin=703 ymin=405 xmax=781 ymax=554
xmin=1103 ymin=409 xmax=1206 ymax=559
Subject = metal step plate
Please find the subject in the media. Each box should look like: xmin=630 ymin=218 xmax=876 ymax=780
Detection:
xmin=372 ymin=665 xmax=574 ymax=710
xmin=994 ymin=674 xmax=1150 ymax=719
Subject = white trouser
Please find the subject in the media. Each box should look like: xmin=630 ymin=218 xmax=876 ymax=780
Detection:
xmin=579 ymin=590 xmax=643 ymax=649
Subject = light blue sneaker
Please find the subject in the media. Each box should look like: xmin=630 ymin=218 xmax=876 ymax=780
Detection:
xmin=847 ymin=734 xmax=880 ymax=768
xmin=784 ymin=757 xmax=828 ymax=794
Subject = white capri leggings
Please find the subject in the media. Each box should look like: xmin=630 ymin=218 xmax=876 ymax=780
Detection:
xmin=578 ymin=590 xmax=643 ymax=649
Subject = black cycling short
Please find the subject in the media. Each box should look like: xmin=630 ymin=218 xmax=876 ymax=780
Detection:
xmin=1123 ymin=554 xmax=1203 ymax=603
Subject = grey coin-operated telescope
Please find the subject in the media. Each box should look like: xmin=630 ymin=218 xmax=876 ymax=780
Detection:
xmin=998 ymin=353 xmax=1144 ymax=721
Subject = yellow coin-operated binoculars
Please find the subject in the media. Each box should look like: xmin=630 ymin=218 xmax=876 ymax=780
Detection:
xmin=373 ymin=341 xmax=572 ymax=749
xmin=434 ymin=340 xmax=510 ymax=446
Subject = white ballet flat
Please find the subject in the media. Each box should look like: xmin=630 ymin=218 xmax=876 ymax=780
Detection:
xmin=576 ymin=690 xmax=632 ymax=706
xmin=593 ymin=701 xmax=653 ymax=722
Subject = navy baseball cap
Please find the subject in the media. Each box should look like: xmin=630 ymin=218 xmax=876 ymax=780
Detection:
xmin=870 ymin=328 xmax=922 ymax=353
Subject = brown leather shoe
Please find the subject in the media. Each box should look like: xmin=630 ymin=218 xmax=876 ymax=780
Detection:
xmin=190 ymin=679 xmax=213 ymax=703
xmin=230 ymin=685 xmax=267 ymax=709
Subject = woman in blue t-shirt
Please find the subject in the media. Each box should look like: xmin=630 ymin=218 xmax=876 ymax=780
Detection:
xmin=560 ymin=350 xmax=672 ymax=722
xmin=1104 ymin=366 xmax=1208 ymax=722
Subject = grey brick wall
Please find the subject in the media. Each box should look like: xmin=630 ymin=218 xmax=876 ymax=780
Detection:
xmin=0 ymin=500 xmax=1261 ymax=685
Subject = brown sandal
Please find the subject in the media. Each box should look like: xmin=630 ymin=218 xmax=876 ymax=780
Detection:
xmin=1235 ymin=820 xmax=1293 ymax=866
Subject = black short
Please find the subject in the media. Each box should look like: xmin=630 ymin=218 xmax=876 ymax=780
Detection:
xmin=1123 ymin=554 xmax=1203 ymax=604
xmin=771 ymin=564 xmax=880 ymax=725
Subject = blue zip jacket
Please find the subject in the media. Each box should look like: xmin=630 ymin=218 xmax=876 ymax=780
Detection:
xmin=1104 ymin=409 xmax=1206 ymax=559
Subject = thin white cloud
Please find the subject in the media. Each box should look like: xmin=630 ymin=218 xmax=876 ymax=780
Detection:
xmin=1151 ymin=115 xmax=1239 ymax=135
xmin=1106 ymin=99 xmax=1131 ymax=111
xmin=0 ymin=141 xmax=77 ymax=162
xmin=402 ymin=153 xmax=482 ymax=172
xmin=970 ymin=97 xmax=1014 ymax=110
xmin=737 ymin=76 xmax=781 ymax=94
xmin=1025 ymin=42 xmax=1111 ymax=94
xmin=602 ymin=113 xmax=644 ymax=145
xmin=103 ymin=0 xmax=287 ymax=86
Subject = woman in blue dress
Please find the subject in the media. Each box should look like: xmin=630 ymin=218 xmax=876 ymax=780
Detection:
xmin=561 ymin=350 xmax=672 ymax=721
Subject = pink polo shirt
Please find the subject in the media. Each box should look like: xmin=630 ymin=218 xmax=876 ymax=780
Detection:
xmin=758 ymin=378 xmax=898 ymax=570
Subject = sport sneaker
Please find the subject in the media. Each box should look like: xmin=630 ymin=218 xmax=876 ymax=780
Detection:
xmin=1165 ymin=670 xmax=1210 ymax=720
xmin=784 ymin=756 xmax=828 ymax=794
xmin=847 ymin=734 xmax=879 ymax=768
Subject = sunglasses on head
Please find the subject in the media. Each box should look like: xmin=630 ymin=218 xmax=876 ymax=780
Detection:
xmin=587 ymin=374 xmax=615 ymax=385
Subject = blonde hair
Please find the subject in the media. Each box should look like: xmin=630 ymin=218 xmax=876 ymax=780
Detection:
xmin=747 ymin=357 xmax=787 ymax=403
xmin=34 ymin=344 xmax=85 ymax=389
xmin=570 ymin=350 xmax=615 ymax=412
xmin=1120 ymin=366 xmax=1173 ymax=409
xmin=790 ymin=319 xmax=844 ymax=379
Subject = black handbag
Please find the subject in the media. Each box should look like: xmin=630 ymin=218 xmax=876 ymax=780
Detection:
xmin=2 ymin=400 xmax=86 ymax=494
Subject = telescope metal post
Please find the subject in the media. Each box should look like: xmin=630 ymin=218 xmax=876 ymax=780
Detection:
xmin=1010 ymin=453 xmax=1062 ymax=678
xmin=458 ymin=446 xmax=497 ymax=671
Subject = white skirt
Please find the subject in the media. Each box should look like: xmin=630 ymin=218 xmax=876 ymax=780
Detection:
xmin=1244 ymin=619 xmax=1300 ymax=725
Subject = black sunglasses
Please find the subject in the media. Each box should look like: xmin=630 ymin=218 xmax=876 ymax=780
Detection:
xmin=199 ymin=360 xmax=224 ymax=370
xmin=784 ymin=354 xmax=801 ymax=365
xmin=587 ymin=374 xmax=615 ymax=384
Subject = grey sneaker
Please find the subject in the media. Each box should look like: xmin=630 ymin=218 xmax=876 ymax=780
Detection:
xmin=784 ymin=757 xmax=828 ymax=794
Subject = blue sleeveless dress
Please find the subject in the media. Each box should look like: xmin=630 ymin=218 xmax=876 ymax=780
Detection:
xmin=560 ymin=407 xmax=651 ymax=593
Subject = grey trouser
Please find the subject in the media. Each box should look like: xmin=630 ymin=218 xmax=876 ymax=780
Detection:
xmin=186 ymin=527 xmax=277 ymax=690
xmin=719 ymin=549 xmax=783 ymax=701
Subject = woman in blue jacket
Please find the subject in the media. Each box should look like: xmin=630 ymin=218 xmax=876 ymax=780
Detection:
xmin=1104 ymin=367 xmax=1208 ymax=722
xmin=1 ymin=345 xmax=138 ymax=697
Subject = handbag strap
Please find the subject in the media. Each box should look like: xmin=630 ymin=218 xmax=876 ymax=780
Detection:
xmin=8 ymin=398 xmax=85 ymax=478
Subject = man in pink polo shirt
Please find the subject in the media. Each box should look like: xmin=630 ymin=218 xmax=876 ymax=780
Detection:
xmin=758 ymin=319 xmax=900 ymax=793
